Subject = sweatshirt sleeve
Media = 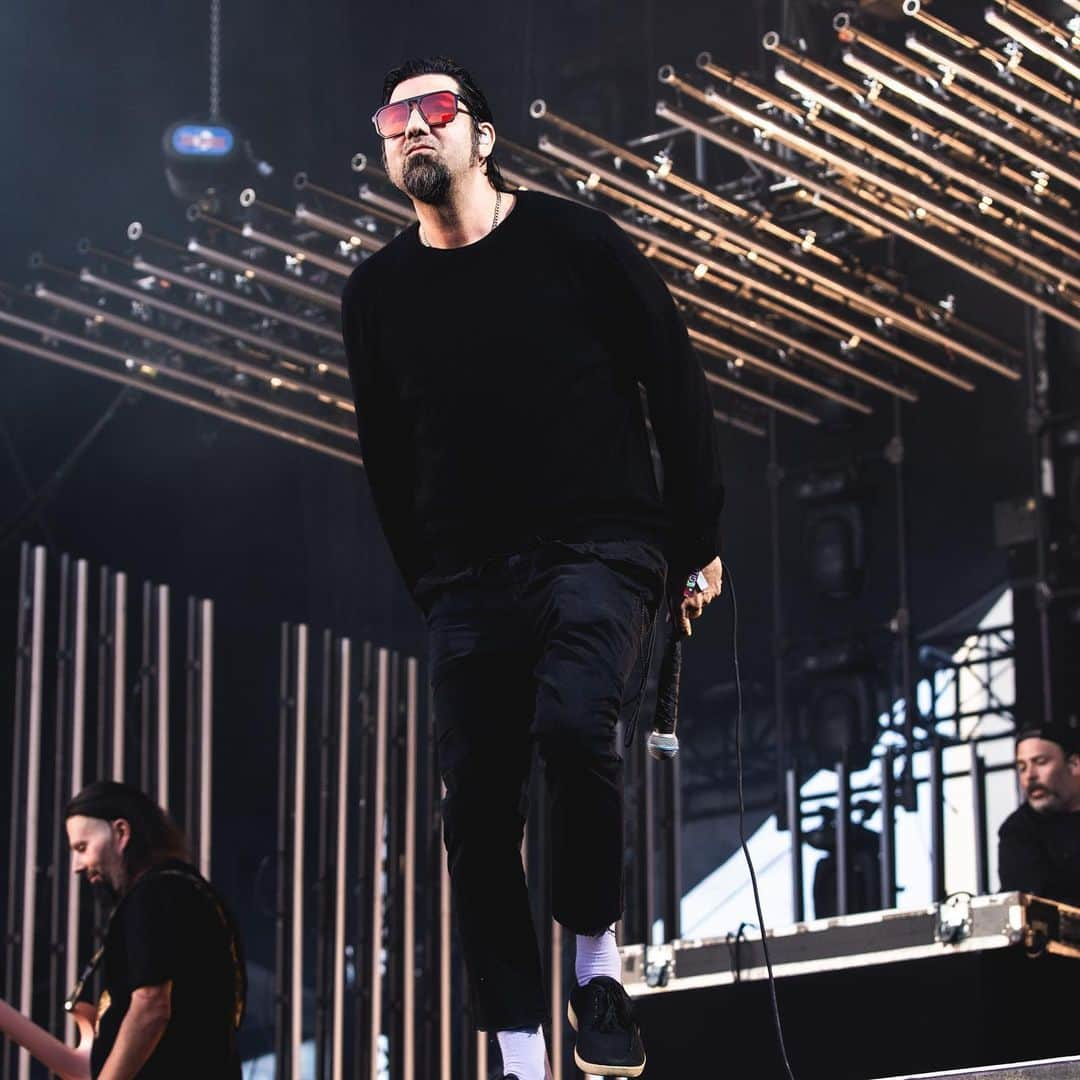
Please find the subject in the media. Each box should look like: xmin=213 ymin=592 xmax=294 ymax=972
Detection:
xmin=588 ymin=210 xmax=725 ymax=577
xmin=341 ymin=267 xmax=431 ymax=591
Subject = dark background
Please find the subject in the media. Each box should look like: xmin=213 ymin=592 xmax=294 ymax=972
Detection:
xmin=0 ymin=0 xmax=1065 ymax=1057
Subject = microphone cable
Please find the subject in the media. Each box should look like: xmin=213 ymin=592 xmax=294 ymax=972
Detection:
xmin=726 ymin=563 xmax=797 ymax=1080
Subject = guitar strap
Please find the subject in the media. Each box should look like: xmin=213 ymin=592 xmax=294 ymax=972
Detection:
xmin=64 ymin=866 xmax=246 ymax=1031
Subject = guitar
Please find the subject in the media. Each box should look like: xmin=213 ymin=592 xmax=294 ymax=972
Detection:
xmin=0 ymin=997 xmax=93 ymax=1080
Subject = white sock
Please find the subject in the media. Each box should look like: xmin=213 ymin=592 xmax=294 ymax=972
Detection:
xmin=496 ymin=1025 xmax=547 ymax=1080
xmin=575 ymin=924 xmax=621 ymax=986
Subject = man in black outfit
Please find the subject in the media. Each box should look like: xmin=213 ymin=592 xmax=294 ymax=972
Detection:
xmin=64 ymin=782 xmax=244 ymax=1080
xmin=998 ymin=723 xmax=1080 ymax=906
xmin=341 ymin=57 xmax=724 ymax=1079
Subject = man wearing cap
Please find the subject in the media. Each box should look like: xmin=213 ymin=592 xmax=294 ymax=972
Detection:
xmin=998 ymin=723 xmax=1080 ymax=906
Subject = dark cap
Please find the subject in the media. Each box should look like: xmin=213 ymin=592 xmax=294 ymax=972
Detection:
xmin=1015 ymin=719 xmax=1080 ymax=756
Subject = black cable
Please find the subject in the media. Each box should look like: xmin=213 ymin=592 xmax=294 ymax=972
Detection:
xmin=727 ymin=563 xmax=797 ymax=1080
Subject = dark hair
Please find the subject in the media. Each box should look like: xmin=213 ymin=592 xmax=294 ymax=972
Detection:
xmin=380 ymin=56 xmax=513 ymax=193
xmin=65 ymin=781 xmax=190 ymax=877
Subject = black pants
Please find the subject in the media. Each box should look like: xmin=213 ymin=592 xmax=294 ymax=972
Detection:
xmin=418 ymin=539 xmax=665 ymax=1031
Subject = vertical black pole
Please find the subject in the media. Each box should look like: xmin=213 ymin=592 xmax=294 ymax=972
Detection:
xmin=890 ymin=399 xmax=918 ymax=812
xmin=664 ymin=755 xmax=683 ymax=941
xmin=929 ymin=737 xmax=946 ymax=902
xmin=140 ymin=581 xmax=152 ymax=793
xmin=185 ymin=597 xmax=197 ymax=862
xmin=352 ymin=642 xmax=374 ymax=1080
xmin=835 ymin=758 xmax=851 ymax=917
xmin=275 ymin=623 xmax=292 ymax=1080
xmin=769 ymin=416 xmax=789 ymax=827
xmin=1026 ymin=307 xmax=1054 ymax=726
xmin=880 ymin=748 xmax=897 ymax=909
xmin=786 ymin=765 xmax=804 ymax=922
xmin=971 ymin=745 xmax=990 ymax=896
xmin=48 ymin=554 xmax=73 ymax=1037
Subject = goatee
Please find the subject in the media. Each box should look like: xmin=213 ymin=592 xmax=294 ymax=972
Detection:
xmin=403 ymin=154 xmax=451 ymax=205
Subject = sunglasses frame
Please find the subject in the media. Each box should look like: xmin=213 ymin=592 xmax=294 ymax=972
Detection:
xmin=371 ymin=90 xmax=473 ymax=140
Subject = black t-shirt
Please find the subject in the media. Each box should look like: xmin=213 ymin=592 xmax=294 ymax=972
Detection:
xmin=340 ymin=190 xmax=725 ymax=592
xmin=91 ymin=861 xmax=242 ymax=1080
xmin=998 ymin=802 xmax=1080 ymax=906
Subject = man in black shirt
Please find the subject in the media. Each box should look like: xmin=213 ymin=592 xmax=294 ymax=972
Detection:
xmin=998 ymin=723 xmax=1080 ymax=906
xmin=342 ymin=57 xmax=724 ymax=1079
xmin=64 ymin=782 xmax=244 ymax=1080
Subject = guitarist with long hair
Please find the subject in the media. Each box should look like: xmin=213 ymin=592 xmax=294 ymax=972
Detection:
xmin=64 ymin=782 xmax=245 ymax=1080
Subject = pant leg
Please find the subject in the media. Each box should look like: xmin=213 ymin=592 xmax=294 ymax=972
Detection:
xmin=425 ymin=569 xmax=547 ymax=1031
xmin=524 ymin=542 xmax=664 ymax=934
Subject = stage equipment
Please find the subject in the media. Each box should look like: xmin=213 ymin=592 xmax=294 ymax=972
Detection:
xmin=619 ymin=892 xmax=1080 ymax=1078
xmin=797 ymin=470 xmax=868 ymax=600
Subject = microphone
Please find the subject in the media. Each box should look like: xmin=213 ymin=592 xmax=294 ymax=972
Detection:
xmin=648 ymin=629 xmax=683 ymax=760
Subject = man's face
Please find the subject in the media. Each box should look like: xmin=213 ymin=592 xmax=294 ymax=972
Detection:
xmin=380 ymin=75 xmax=481 ymax=205
xmin=66 ymin=815 xmax=129 ymax=901
xmin=1016 ymin=738 xmax=1080 ymax=814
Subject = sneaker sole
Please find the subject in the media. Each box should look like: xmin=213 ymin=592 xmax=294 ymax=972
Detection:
xmin=567 ymin=1001 xmax=646 ymax=1077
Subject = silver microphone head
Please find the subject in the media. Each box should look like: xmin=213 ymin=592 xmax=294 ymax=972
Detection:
xmin=647 ymin=731 xmax=679 ymax=761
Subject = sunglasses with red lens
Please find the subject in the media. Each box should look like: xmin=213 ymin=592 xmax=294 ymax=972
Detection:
xmin=371 ymin=90 xmax=472 ymax=139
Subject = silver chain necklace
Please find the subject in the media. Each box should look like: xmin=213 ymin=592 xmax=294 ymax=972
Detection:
xmin=419 ymin=190 xmax=502 ymax=248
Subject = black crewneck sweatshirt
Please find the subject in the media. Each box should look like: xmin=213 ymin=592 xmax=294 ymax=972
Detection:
xmin=340 ymin=190 xmax=724 ymax=591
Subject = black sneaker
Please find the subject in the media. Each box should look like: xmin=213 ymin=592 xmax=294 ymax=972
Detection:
xmin=567 ymin=976 xmax=646 ymax=1077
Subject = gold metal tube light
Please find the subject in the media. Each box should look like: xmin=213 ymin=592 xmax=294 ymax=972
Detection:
xmin=130 ymin=254 xmax=344 ymax=347
xmin=991 ymin=0 xmax=1080 ymax=50
xmin=238 ymin=223 xmax=355 ymax=278
xmin=833 ymin=13 xmax=1074 ymax=157
xmin=701 ymin=363 xmax=820 ymax=425
xmin=665 ymin=278 xmax=916 ymax=402
xmin=773 ymin=66 xmax=1080 ymax=254
xmin=0 ymin=307 xmax=355 ymax=441
xmin=294 ymin=204 xmax=386 ymax=252
xmin=763 ymin=31 xmax=1074 ymax=208
xmin=539 ymin=130 xmax=1012 ymax=374
xmin=0 ymin=331 xmax=363 ymax=467
xmin=619 ymin=211 xmax=976 ymax=389
xmin=35 ymin=285 xmax=355 ymax=411
xmin=80 ymin=269 xmax=342 ymax=378
xmin=687 ymin=325 xmax=872 ymax=414
xmin=840 ymin=51 xmax=1080 ymax=192
xmin=186 ymin=240 xmax=341 ymax=310
xmin=903 ymin=34 xmax=1080 ymax=143
xmin=655 ymin=94 xmax=1080 ymax=336
xmin=984 ymin=8 xmax=1080 ymax=85
xmin=902 ymin=0 xmax=1079 ymax=109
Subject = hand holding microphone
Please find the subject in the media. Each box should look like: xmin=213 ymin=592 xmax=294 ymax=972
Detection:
xmin=647 ymin=557 xmax=723 ymax=760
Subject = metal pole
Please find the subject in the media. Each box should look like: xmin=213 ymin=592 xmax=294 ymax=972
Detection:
xmin=292 ymin=625 xmax=309 ymax=1080
xmin=550 ymin=920 xmax=563 ymax=1080
xmin=930 ymin=738 xmax=947 ymax=902
xmin=4 ymin=545 xmax=31 ymax=1080
xmin=157 ymin=585 xmax=170 ymax=810
xmin=971 ymin=745 xmax=990 ymax=895
xmin=199 ymin=600 xmax=213 ymax=878
xmin=18 ymin=546 xmax=47 ymax=1080
xmin=891 ymin=399 xmax=918 ymax=811
xmin=835 ymin=758 xmax=850 ymax=918
xmin=112 ymin=573 xmax=127 ymax=780
xmin=439 ymin=778 xmax=451 ymax=1080
xmin=49 ymin=555 xmax=72 ymax=1038
xmin=140 ymin=581 xmax=152 ymax=793
xmin=369 ymin=649 xmax=390 ymax=1080
xmin=769 ymin=417 xmax=789 ymax=828
xmin=786 ymin=766 xmax=804 ymax=921
xmin=185 ymin=598 xmax=197 ymax=859
xmin=65 ymin=560 xmax=87 ymax=1041
xmin=274 ymin=624 xmax=291 ymax=1080
xmin=315 ymin=631 xmax=333 ymax=1080
xmin=353 ymin=643 xmax=374 ymax=1080
xmin=403 ymin=658 xmax=418 ymax=1080
xmin=880 ymin=749 xmax=897 ymax=908
xmin=331 ymin=638 xmax=351 ymax=1080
